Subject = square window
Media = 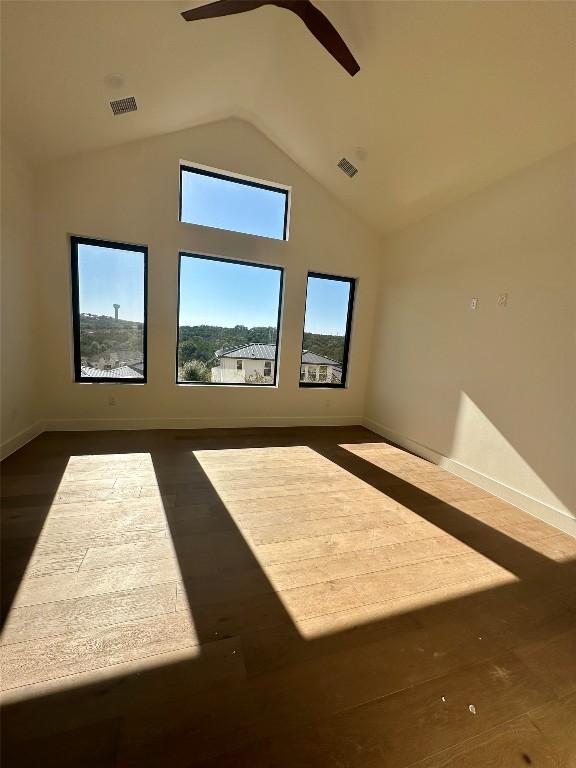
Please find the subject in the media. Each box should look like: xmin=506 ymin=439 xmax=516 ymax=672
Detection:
xmin=177 ymin=253 xmax=283 ymax=386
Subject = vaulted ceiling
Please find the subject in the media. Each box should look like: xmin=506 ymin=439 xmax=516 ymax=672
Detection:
xmin=2 ymin=1 xmax=574 ymax=233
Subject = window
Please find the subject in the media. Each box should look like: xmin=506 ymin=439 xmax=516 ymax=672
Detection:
xmin=71 ymin=236 xmax=147 ymax=383
xmin=179 ymin=163 xmax=289 ymax=240
xmin=300 ymin=272 xmax=355 ymax=388
xmin=177 ymin=253 xmax=283 ymax=385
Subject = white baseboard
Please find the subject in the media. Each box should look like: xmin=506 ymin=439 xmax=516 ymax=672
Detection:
xmin=1 ymin=416 xmax=361 ymax=461
xmin=41 ymin=415 xmax=362 ymax=432
xmin=363 ymin=417 xmax=576 ymax=538
xmin=0 ymin=421 xmax=44 ymax=461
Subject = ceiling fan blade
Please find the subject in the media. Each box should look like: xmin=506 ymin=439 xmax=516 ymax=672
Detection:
xmin=283 ymin=0 xmax=360 ymax=76
xmin=181 ymin=0 xmax=266 ymax=22
xmin=181 ymin=0 xmax=360 ymax=76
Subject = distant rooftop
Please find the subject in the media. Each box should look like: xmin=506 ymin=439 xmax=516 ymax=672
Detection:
xmin=301 ymin=350 xmax=342 ymax=367
xmin=217 ymin=343 xmax=276 ymax=360
xmin=80 ymin=364 xmax=144 ymax=379
xmin=217 ymin=343 xmax=341 ymax=367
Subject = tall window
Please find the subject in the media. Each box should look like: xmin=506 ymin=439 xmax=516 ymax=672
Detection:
xmin=177 ymin=253 xmax=283 ymax=385
xmin=71 ymin=237 xmax=147 ymax=383
xmin=300 ymin=272 xmax=355 ymax=388
xmin=180 ymin=163 xmax=290 ymax=240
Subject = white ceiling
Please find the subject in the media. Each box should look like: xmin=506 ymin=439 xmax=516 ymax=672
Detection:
xmin=2 ymin=1 xmax=575 ymax=234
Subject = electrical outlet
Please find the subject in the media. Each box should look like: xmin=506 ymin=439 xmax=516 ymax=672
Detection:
xmin=108 ymin=396 xmax=116 ymax=407
xmin=497 ymin=293 xmax=508 ymax=307
xmin=470 ymin=298 xmax=478 ymax=310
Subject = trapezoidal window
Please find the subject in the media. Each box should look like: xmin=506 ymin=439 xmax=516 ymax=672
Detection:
xmin=71 ymin=236 xmax=147 ymax=383
xmin=300 ymin=272 xmax=355 ymax=388
xmin=177 ymin=253 xmax=283 ymax=386
xmin=179 ymin=163 xmax=290 ymax=240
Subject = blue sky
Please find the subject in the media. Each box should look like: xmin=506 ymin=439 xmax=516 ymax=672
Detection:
xmin=78 ymin=244 xmax=144 ymax=322
xmin=179 ymin=256 xmax=281 ymax=328
xmin=79 ymin=178 xmax=352 ymax=335
xmin=179 ymin=258 xmax=350 ymax=335
xmin=304 ymin=276 xmax=350 ymax=336
xmin=181 ymin=170 xmax=286 ymax=240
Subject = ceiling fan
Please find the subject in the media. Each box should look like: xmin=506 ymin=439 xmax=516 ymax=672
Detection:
xmin=181 ymin=0 xmax=360 ymax=76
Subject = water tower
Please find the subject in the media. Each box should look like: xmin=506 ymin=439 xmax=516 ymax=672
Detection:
xmin=113 ymin=304 xmax=120 ymax=320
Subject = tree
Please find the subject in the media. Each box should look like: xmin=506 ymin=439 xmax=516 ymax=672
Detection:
xmin=180 ymin=359 xmax=211 ymax=382
xmin=178 ymin=339 xmax=200 ymax=364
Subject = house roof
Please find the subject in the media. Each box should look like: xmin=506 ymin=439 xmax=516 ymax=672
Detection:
xmin=218 ymin=344 xmax=341 ymax=367
xmin=301 ymin=351 xmax=342 ymax=367
xmin=80 ymin=365 xmax=144 ymax=379
xmin=217 ymin=344 xmax=276 ymax=361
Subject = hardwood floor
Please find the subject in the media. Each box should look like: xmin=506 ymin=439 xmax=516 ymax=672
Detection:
xmin=1 ymin=426 xmax=574 ymax=767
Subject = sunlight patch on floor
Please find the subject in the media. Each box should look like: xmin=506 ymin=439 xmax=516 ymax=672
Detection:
xmin=338 ymin=442 xmax=574 ymax=561
xmin=192 ymin=445 xmax=519 ymax=639
xmin=1 ymin=453 xmax=201 ymax=701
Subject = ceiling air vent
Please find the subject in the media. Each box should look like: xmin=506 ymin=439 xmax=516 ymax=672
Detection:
xmin=110 ymin=96 xmax=138 ymax=116
xmin=337 ymin=157 xmax=358 ymax=178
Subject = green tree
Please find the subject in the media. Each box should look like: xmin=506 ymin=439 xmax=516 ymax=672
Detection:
xmin=180 ymin=359 xmax=211 ymax=382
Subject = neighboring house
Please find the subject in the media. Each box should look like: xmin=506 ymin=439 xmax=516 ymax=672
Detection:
xmin=212 ymin=344 xmax=341 ymax=384
xmin=300 ymin=351 xmax=342 ymax=383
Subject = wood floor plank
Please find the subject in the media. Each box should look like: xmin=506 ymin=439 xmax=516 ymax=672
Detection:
xmin=412 ymin=715 xmax=563 ymax=767
xmin=528 ymin=693 xmax=576 ymax=767
xmin=1 ymin=607 xmax=202 ymax=689
xmin=123 ymin=652 xmax=554 ymax=767
xmin=515 ymin=628 xmax=576 ymax=699
xmin=1 ymin=582 xmax=177 ymax=645
xmin=12 ymin=556 xmax=182 ymax=608
xmin=248 ymin=535 xmax=472 ymax=591
xmin=250 ymin=519 xmax=446 ymax=564
xmin=1 ymin=719 xmax=122 ymax=768
xmin=230 ymin=500 xmax=416 ymax=529
xmin=244 ymin=512 xmax=420 ymax=545
xmin=4 ymin=548 xmax=87 ymax=580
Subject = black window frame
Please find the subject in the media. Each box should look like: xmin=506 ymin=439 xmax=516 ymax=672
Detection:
xmin=299 ymin=271 xmax=356 ymax=390
xmin=70 ymin=235 xmax=148 ymax=384
xmin=176 ymin=252 xmax=284 ymax=387
xmin=179 ymin=163 xmax=290 ymax=241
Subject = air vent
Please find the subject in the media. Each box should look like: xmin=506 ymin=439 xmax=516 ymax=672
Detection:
xmin=337 ymin=157 xmax=358 ymax=178
xmin=110 ymin=96 xmax=138 ymax=115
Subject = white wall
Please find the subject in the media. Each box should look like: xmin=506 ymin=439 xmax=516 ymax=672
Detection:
xmin=35 ymin=118 xmax=380 ymax=429
xmin=1 ymin=138 xmax=42 ymax=456
xmin=365 ymin=145 xmax=576 ymax=529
